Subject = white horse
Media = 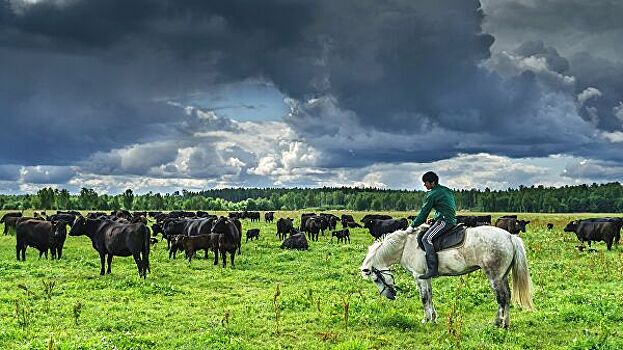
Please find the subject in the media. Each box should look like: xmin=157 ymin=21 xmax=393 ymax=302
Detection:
xmin=360 ymin=224 xmax=534 ymax=328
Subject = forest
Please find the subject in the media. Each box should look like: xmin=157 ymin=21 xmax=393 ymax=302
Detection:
xmin=1 ymin=182 xmax=622 ymax=213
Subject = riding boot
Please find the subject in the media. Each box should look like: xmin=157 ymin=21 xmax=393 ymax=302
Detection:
xmin=419 ymin=249 xmax=439 ymax=279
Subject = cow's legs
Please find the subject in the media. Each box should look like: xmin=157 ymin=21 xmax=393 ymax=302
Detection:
xmin=99 ymin=253 xmax=106 ymax=275
xmin=415 ymin=278 xmax=436 ymax=323
xmin=133 ymin=253 xmax=144 ymax=278
xmin=213 ymin=248 xmax=219 ymax=265
xmin=221 ymin=249 xmax=227 ymax=267
xmin=106 ymin=254 xmax=113 ymax=274
xmin=230 ymin=250 xmax=235 ymax=267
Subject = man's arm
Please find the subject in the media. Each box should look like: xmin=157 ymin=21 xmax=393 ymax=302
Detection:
xmin=411 ymin=192 xmax=434 ymax=228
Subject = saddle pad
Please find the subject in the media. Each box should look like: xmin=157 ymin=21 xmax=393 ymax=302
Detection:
xmin=417 ymin=224 xmax=467 ymax=252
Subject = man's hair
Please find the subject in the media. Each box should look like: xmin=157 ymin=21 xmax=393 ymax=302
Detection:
xmin=422 ymin=171 xmax=439 ymax=184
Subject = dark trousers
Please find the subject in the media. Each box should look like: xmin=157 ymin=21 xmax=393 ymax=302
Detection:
xmin=422 ymin=220 xmax=451 ymax=254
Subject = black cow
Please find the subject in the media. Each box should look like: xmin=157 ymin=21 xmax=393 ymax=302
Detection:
xmin=211 ymin=217 xmax=241 ymax=267
xmin=16 ymin=219 xmax=67 ymax=261
xmin=3 ymin=215 xmax=26 ymax=235
xmin=340 ymin=214 xmax=361 ymax=229
xmin=361 ymin=214 xmax=393 ymax=223
xmin=564 ymin=219 xmax=622 ymax=250
xmin=364 ymin=218 xmax=408 ymax=240
xmin=456 ymin=215 xmax=493 ymax=227
xmin=300 ymin=213 xmax=317 ymax=231
xmin=331 ymin=229 xmax=350 ymax=243
xmin=246 ymin=228 xmax=260 ymax=242
xmin=69 ymin=217 xmax=150 ymax=278
xmin=547 ymin=223 xmax=554 ymax=230
xmin=47 ymin=213 xmax=76 ymax=227
xmin=281 ymin=233 xmax=308 ymax=250
xmin=264 ymin=212 xmax=275 ymax=223
xmin=304 ymin=217 xmax=323 ymax=241
xmin=276 ymin=218 xmax=295 ymax=240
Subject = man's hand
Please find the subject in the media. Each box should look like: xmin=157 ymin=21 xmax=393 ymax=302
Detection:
xmin=405 ymin=226 xmax=414 ymax=234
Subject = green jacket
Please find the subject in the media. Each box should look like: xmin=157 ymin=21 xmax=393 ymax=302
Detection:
xmin=411 ymin=184 xmax=457 ymax=227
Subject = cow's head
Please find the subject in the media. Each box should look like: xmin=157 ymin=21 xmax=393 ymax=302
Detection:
xmin=563 ymin=221 xmax=578 ymax=232
xmin=517 ymin=220 xmax=530 ymax=233
xmin=68 ymin=216 xmax=86 ymax=236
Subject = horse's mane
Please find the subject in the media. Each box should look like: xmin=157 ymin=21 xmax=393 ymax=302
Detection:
xmin=368 ymin=229 xmax=411 ymax=266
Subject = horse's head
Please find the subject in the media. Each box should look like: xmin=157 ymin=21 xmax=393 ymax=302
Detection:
xmin=360 ymin=241 xmax=397 ymax=300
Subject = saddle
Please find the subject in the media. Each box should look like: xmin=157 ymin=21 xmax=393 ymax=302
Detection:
xmin=417 ymin=224 xmax=467 ymax=252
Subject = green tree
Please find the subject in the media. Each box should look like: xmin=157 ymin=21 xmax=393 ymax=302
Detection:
xmin=122 ymin=189 xmax=134 ymax=210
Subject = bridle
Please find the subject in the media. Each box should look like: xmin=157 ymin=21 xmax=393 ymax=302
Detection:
xmin=362 ymin=266 xmax=395 ymax=295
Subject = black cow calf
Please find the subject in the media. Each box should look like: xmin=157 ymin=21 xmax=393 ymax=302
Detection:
xmin=246 ymin=228 xmax=260 ymax=242
xmin=331 ymin=229 xmax=350 ymax=243
xmin=547 ymin=223 xmax=554 ymax=230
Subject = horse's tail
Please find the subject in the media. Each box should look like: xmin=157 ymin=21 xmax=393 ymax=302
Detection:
xmin=510 ymin=235 xmax=534 ymax=310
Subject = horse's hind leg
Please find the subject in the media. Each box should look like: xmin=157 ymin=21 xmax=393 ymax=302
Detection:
xmin=415 ymin=278 xmax=437 ymax=323
xmin=488 ymin=274 xmax=511 ymax=328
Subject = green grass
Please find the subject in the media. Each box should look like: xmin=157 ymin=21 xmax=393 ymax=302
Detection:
xmin=0 ymin=211 xmax=622 ymax=349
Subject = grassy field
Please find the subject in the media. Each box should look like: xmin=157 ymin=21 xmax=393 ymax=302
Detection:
xmin=0 ymin=210 xmax=622 ymax=350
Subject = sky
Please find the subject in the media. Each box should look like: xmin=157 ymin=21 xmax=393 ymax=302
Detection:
xmin=0 ymin=0 xmax=622 ymax=194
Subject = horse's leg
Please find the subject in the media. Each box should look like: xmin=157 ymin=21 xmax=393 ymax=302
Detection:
xmin=486 ymin=271 xmax=511 ymax=328
xmin=415 ymin=278 xmax=436 ymax=323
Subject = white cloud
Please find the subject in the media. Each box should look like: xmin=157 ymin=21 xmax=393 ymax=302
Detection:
xmin=577 ymin=87 xmax=602 ymax=105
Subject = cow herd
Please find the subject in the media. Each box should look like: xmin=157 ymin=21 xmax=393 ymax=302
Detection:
xmin=1 ymin=210 xmax=621 ymax=279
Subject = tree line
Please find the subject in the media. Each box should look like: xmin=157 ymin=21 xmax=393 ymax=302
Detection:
xmin=0 ymin=182 xmax=622 ymax=213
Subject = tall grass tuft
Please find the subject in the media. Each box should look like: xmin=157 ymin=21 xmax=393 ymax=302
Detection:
xmin=273 ymin=284 xmax=281 ymax=335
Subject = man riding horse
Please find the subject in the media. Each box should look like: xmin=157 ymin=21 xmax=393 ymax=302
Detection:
xmin=406 ymin=171 xmax=457 ymax=279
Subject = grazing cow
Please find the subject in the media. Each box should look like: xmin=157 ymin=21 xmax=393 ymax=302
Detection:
xmin=495 ymin=218 xmax=530 ymax=235
xmin=276 ymin=218 xmax=295 ymax=240
xmin=363 ymin=218 xmax=408 ymax=240
xmin=340 ymin=214 xmax=361 ymax=228
xmin=69 ymin=217 xmax=150 ymax=278
xmin=331 ymin=229 xmax=350 ymax=243
xmin=246 ymin=228 xmax=260 ymax=242
xmin=304 ymin=217 xmax=323 ymax=241
xmin=281 ymin=233 xmax=308 ymax=250
xmin=16 ymin=219 xmax=67 ymax=261
xmin=320 ymin=214 xmax=339 ymax=230
xmin=264 ymin=212 xmax=275 ymax=223
xmin=564 ymin=219 xmax=622 ymax=250
xmin=547 ymin=223 xmax=554 ymax=230
xmin=211 ymin=217 xmax=241 ymax=268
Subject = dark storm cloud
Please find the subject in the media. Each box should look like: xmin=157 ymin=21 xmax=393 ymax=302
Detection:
xmin=481 ymin=0 xmax=623 ymax=133
xmin=1 ymin=0 xmax=621 ymax=185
